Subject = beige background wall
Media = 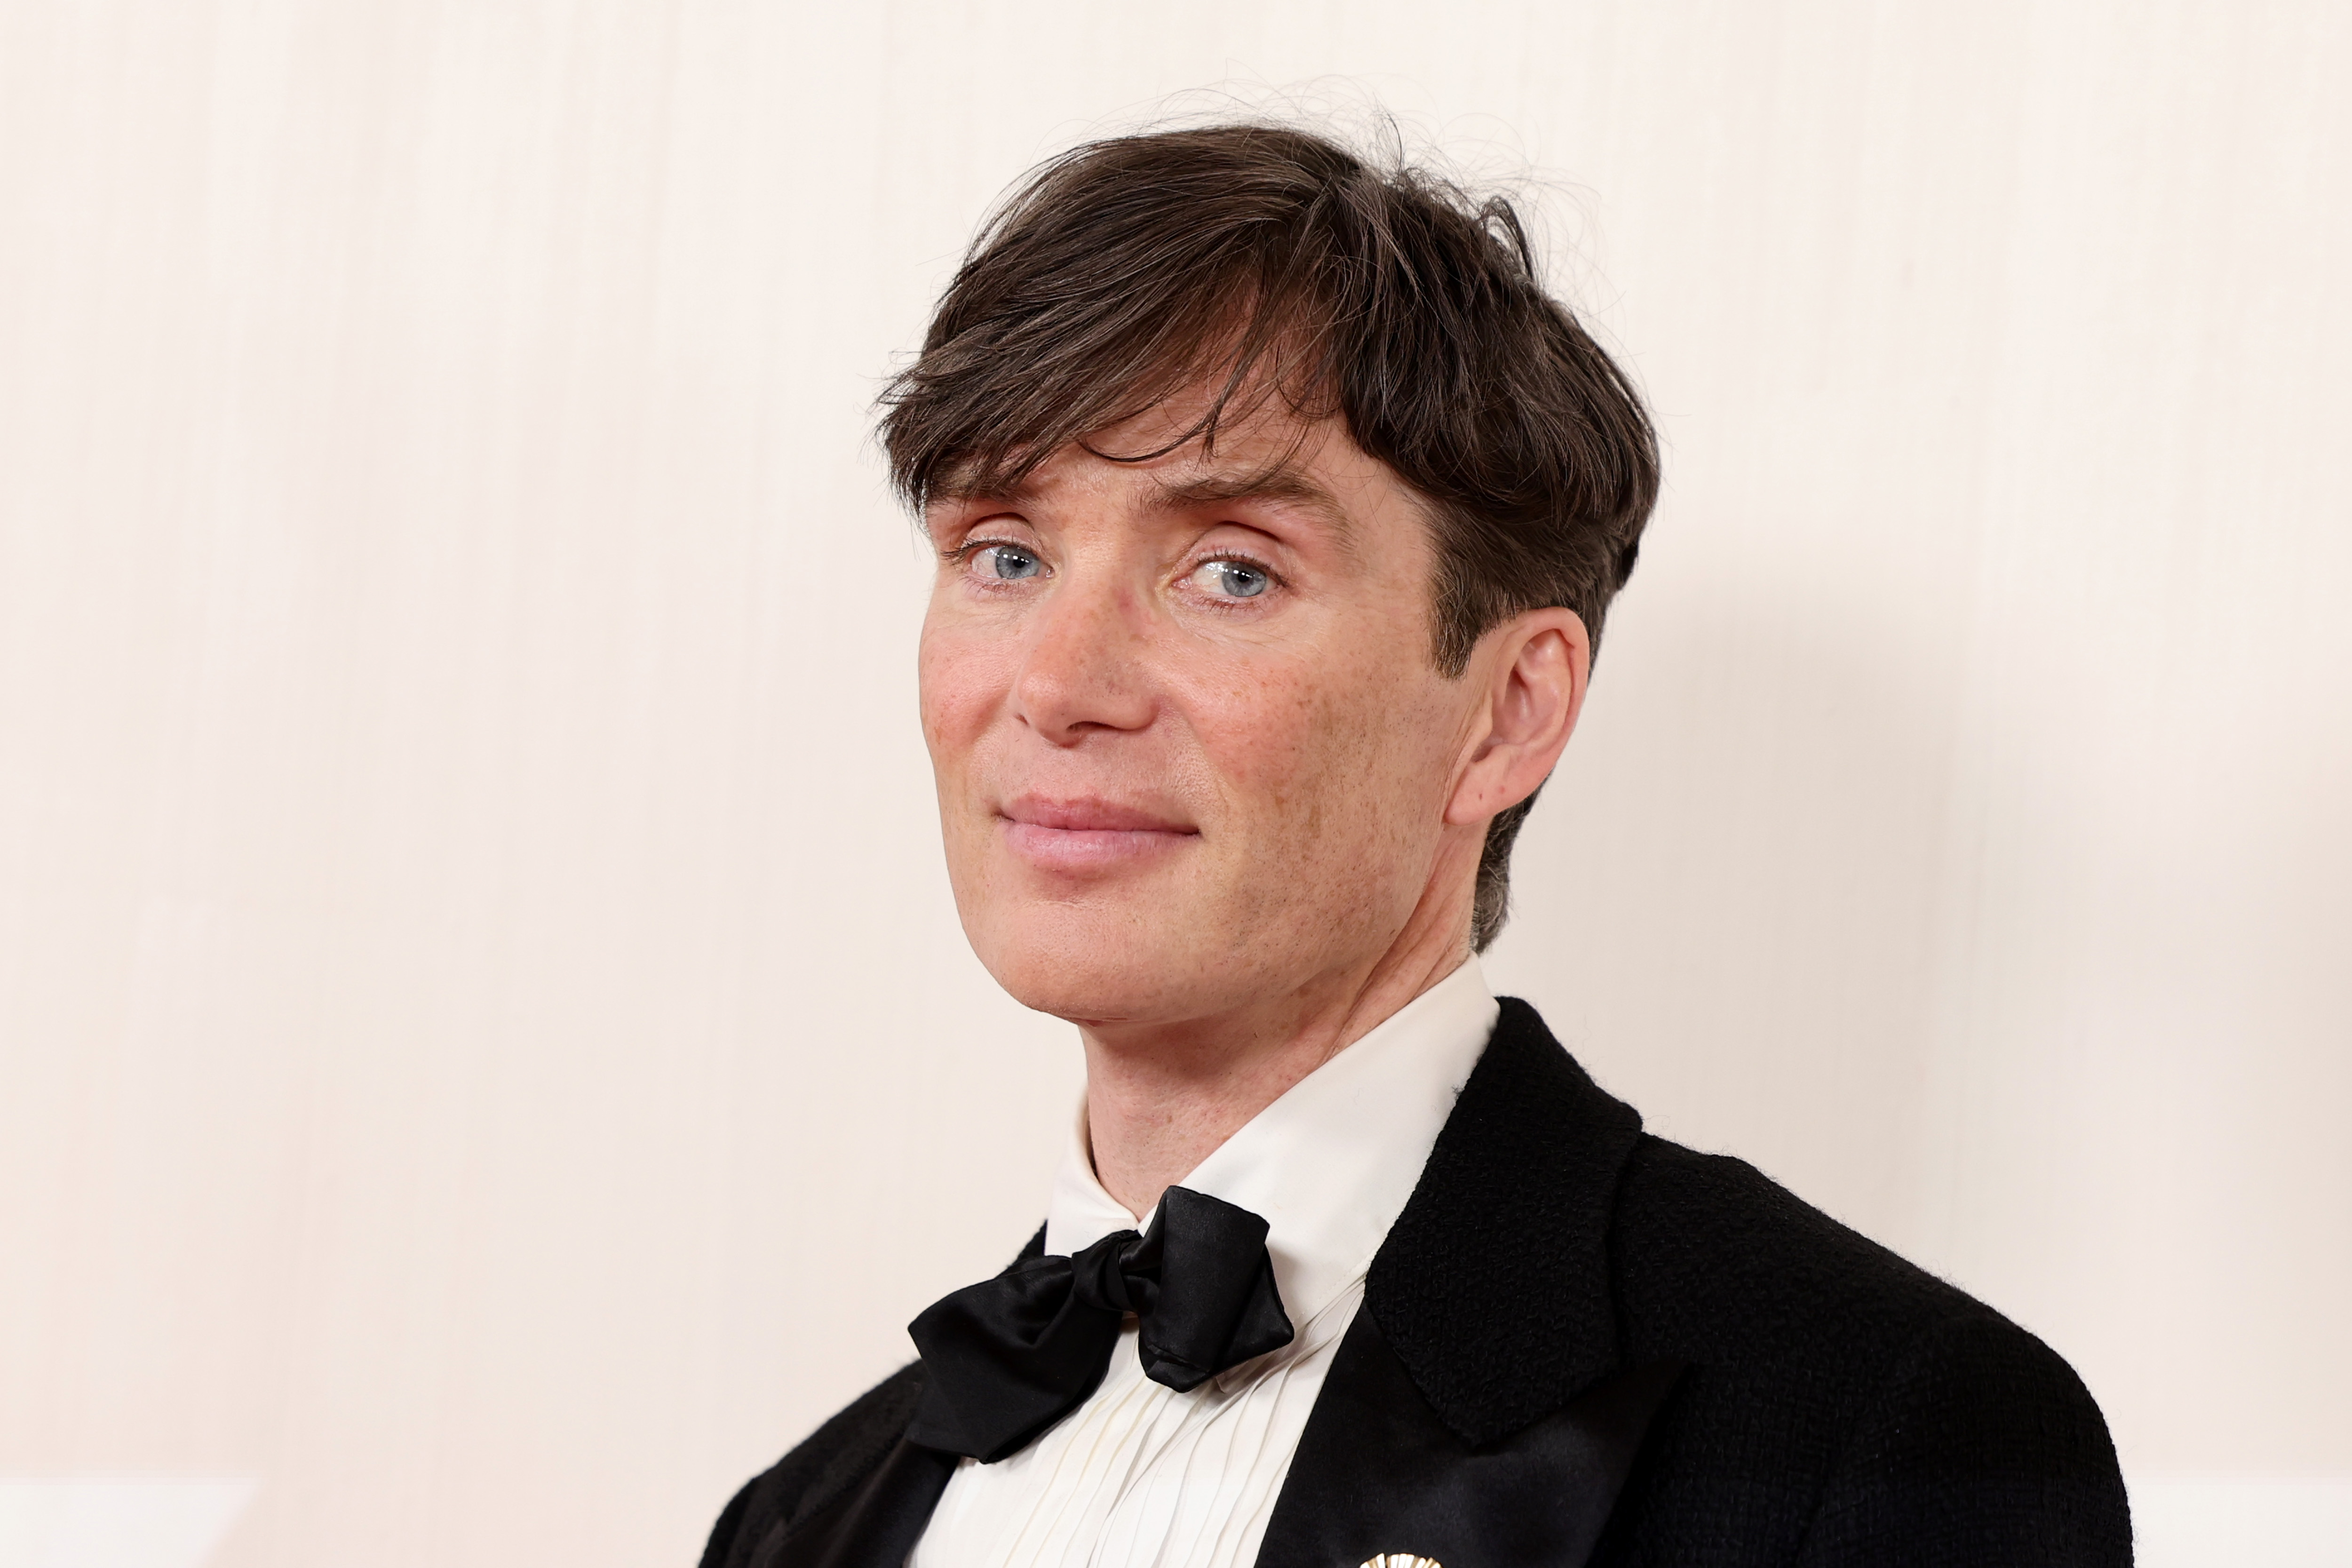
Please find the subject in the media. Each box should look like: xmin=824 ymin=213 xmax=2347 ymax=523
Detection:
xmin=2 ymin=1 xmax=2346 ymax=1565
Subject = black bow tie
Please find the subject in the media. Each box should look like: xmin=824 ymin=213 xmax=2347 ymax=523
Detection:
xmin=906 ymin=1185 xmax=1295 ymax=1462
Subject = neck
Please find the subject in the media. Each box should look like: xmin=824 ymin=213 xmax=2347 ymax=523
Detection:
xmin=1078 ymin=878 xmax=1477 ymax=1219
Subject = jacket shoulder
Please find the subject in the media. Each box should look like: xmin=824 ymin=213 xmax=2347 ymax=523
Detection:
xmin=1602 ymin=1136 xmax=2129 ymax=1565
xmin=1613 ymin=1133 xmax=1976 ymax=1365
xmin=698 ymin=1363 xmax=926 ymax=1568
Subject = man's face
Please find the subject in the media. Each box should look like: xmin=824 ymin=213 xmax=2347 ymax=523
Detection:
xmin=918 ymin=394 xmax=1496 ymax=1030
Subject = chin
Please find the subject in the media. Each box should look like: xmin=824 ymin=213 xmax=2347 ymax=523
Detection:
xmin=965 ymin=902 xmax=1243 ymax=1027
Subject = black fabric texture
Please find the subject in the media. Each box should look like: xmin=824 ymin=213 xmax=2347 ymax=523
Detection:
xmin=1369 ymin=998 xmax=1645 ymax=1445
xmin=695 ymin=1366 xmax=926 ymax=1568
xmin=905 ymin=1184 xmax=1293 ymax=1462
xmin=699 ymin=998 xmax=2132 ymax=1568
xmin=1255 ymin=1304 xmax=1684 ymax=1568
xmin=746 ymin=1435 xmax=957 ymax=1568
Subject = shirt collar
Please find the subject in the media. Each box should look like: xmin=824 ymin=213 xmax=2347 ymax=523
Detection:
xmin=1043 ymin=957 xmax=1500 ymax=1331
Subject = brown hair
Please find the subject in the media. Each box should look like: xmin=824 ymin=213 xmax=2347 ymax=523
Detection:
xmin=881 ymin=121 xmax=1659 ymax=951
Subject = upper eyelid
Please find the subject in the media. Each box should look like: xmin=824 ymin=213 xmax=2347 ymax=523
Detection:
xmin=949 ymin=534 xmax=1041 ymax=563
xmin=937 ymin=510 xmax=1035 ymax=549
xmin=946 ymin=538 xmax=1281 ymax=595
xmin=1187 ymin=548 xmax=1282 ymax=581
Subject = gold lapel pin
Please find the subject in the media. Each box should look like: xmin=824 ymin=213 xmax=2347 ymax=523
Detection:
xmin=1359 ymin=1557 xmax=1442 ymax=1568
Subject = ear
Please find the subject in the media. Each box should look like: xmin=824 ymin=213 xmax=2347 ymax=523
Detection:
xmin=1443 ymin=608 xmax=1592 ymax=828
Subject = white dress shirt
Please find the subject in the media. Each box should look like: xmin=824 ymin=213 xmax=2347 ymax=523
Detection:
xmin=907 ymin=960 xmax=1500 ymax=1568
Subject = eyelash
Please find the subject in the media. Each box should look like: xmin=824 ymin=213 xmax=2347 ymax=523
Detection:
xmin=1189 ymin=554 xmax=1281 ymax=604
xmin=947 ymin=538 xmax=1041 ymax=587
xmin=947 ymin=538 xmax=1284 ymax=603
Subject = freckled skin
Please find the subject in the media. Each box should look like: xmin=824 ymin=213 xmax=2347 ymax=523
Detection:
xmin=919 ymin=391 xmax=1590 ymax=1214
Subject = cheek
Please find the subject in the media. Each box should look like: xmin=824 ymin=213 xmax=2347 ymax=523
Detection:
xmin=917 ymin=624 xmax=1006 ymax=909
xmin=916 ymin=618 xmax=1002 ymax=769
xmin=1188 ymin=653 xmax=1455 ymax=839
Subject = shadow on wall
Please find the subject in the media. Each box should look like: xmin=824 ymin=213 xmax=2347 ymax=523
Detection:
xmin=1483 ymin=581 xmax=1963 ymax=1251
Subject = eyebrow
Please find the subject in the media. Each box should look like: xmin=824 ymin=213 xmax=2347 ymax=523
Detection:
xmin=927 ymin=459 xmax=1364 ymax=558
xmin=927 ymin=471 xmax=1035 ymax=508
xmin=1142 ymin=468 xmax=1355 ymax=542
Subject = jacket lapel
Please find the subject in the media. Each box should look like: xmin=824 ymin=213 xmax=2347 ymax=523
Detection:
xmin=757 ymin=1233 xmax=1052 ymax=1568
xmin=1256 ymin=998 xmax=1671 ymax=1568
xmin=756 ymin=1436 xmax=959 ymax=1568
xmin=1255 ymin=1309 xmax=1679 ymax=1568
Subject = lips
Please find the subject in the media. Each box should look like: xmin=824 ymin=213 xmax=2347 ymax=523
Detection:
xmin=998 ymin=795 xmax=1197 ymax=871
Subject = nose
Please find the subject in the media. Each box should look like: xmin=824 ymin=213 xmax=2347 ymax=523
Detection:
xmin=1009 ymin=570 xmax=1156 ymax=745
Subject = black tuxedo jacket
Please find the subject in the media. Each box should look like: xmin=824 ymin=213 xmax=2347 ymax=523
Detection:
xmin=702 ymin=1000 xmax=2131 ymax=1568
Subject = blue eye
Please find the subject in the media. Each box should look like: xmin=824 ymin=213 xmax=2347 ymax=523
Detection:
xmin=976 ymin=544 xmax=1042 ymax=581
xmin=1194 ymin=560 xmax=1271 ymax=598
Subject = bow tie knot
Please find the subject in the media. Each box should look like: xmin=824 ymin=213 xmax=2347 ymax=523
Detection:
xmin=906 ymin=1186 xmax=1295 ymax=1463
xmin=1067 ymin=1228 xmax=1157 ymax=1317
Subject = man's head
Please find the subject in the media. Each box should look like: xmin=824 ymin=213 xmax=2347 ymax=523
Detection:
xmin=886 ymin=123 xmax=1657 ymax=1030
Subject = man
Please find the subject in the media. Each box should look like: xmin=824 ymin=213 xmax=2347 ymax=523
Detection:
xmin=701 ymin=123 xmax=2130 ymax=1568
